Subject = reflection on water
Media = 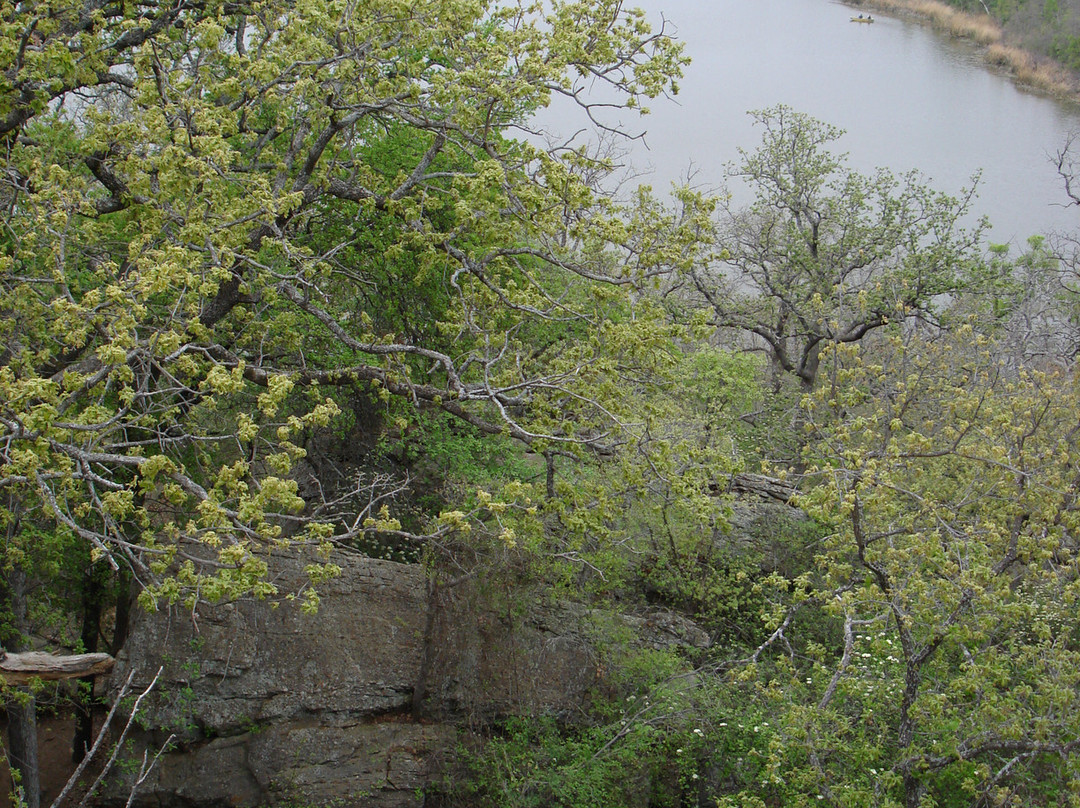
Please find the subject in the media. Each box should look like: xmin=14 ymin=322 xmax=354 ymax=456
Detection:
xmin=532 ymin=0 xmax=1080 ymax=243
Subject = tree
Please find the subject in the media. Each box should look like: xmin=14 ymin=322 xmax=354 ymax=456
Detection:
xmin=721 ymin=326 xmax=1080 ymax=808
xmin=687 ymin=106 xmax=989 ymax=392
xmin=0 ymin=0 xmax=687 ymax=602
xmin=0 ymin=0 xmax=693 ymax=796
xmin=977 ymin=236 xmax=1080 ymax=368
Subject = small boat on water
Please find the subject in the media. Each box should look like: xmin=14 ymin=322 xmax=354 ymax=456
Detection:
xmin=851 ymin=15 xmax=874 ymax=22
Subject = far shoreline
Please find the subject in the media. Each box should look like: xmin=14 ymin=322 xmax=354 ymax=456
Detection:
xmin=844 ymin=0 xmax=1080 ymax=104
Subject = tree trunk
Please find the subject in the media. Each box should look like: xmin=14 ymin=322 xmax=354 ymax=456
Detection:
xmin=1 ymin=568 xmax=39 ymax=808
xmin=6 ymin=694 xmax=38 ymax=808
xmin=109 ymin=567 xmax=132 ymax=657
xmin=73 ymin=565 xmax=104 ymax=764
xmin=899 ymin=662 xmax=924 ymax=808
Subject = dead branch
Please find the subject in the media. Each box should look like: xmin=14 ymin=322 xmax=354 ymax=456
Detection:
xmin=0 ymin=652 xmax=114 ymax=685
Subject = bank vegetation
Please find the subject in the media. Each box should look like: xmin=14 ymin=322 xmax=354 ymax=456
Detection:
xmin=850 ymin=0 xmax=1080 ymax=97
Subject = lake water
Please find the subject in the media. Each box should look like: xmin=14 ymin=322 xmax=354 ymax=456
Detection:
xmin=533 ymin=0 xmax=1080 ymax=245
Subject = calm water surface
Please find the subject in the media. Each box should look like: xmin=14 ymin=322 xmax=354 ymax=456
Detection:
xmin=534 ymin=0 xmax=1080 ymax=244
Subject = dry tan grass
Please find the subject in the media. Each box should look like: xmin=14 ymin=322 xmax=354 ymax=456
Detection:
xmin=869 ymin=0 xmax=1003 ymax=43
xmin=984 ymin=42 xmax=1016 ymax=67
xmin=855 ymin=0 xmax=1079 ymax=96
xmin=986 ymin=43 xmax=1074 ymax=93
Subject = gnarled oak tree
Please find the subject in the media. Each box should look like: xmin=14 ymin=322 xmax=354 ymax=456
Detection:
xmin=0 ymin=0 xmax=688 ymax=607
xmin=689 ymin=106 xmax=989 ymax=392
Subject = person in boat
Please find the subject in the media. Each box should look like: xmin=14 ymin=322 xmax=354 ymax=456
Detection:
xmin=858 ymin=13 xmax=863 ymax=17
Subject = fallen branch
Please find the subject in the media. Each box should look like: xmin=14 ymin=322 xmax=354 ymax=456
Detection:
xmin=0 ymin=652 xmax=115 ymax=685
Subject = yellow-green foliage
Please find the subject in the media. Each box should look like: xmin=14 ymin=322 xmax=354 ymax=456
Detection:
xmin=725 ymin=327 xmax=1080 ymax=807
xmin=0 ymin=0 xmax=689 ymax=605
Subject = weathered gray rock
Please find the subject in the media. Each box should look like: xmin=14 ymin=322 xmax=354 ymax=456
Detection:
xmin=105 ymin=551 xmax=439 ymax=807
xmin=123 ymin=721 xmax=456 ymax=808
xmin=104 ymin=549 xmax=705 ymax=807
xmin=622 ymin=609 xmax=712 ymax=652
xmin=113 ymin=552 xmax=429 ymax=738
xmin=722 ymin=499 xmax=817 ymax=577
xmin=423 ymin=593 xmax=599 ymax=721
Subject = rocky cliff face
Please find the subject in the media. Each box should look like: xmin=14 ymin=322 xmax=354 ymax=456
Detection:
xmin=104 ymin=549 xmax=709 ymax=807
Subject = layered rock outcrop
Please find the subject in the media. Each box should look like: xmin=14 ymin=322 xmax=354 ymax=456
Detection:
xmin=104 ymin=550 xmax=709 ymax=807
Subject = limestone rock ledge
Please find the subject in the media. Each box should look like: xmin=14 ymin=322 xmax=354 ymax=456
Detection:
xmin=102 ymin=549 xmax=708 ymax=807
xmin=132 ymin=721 xmax=456 ymax=808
